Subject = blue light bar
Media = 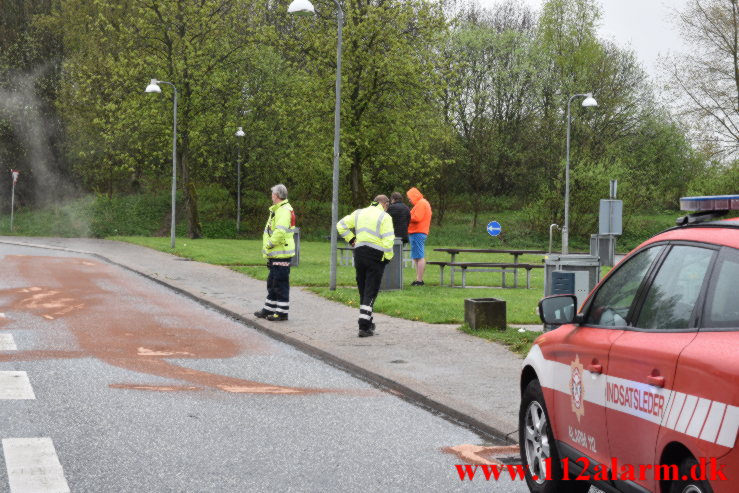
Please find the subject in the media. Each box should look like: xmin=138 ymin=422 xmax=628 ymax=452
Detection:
xmin=680 ymin=194 xmax=739 ymax=211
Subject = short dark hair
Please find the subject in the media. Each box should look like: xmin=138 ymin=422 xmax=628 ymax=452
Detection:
xmin=390 ymin=192 xmax=403 ymax=203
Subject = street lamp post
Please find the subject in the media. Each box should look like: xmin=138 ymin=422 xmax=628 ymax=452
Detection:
xmin=563 ymin=92 xmax=598 ymax=255
xmin=10 ymin=169 xmax=19 ymax=232
xmin=288 ymin=0 xmax=343 ymax=291
xmin=145 ymin=79 xmax=178 ymax=249
xmin=235 ymin=126 xmax=245 ymax=233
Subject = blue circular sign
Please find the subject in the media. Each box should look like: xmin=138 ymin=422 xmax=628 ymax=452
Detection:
xmin=487 ymin=221 xmax=502 ymax=237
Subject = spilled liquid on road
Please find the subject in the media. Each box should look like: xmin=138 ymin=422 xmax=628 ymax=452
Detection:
xmin=0 ymin=255 xmax=328 ymax=395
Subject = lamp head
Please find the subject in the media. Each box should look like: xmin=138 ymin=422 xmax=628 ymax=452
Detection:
xmin=288 ymin=0 xmax=315 ymax=16
xmin=582 ymin=93 xmax=598 ymax=107
xmin=235 ymin=127 xmax=245 ymax=137
xmin=145 ymin=79 xmax=162 ymax=93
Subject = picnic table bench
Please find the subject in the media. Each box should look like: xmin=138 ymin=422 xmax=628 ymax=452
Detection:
xmin=433 ymin=248 xmax=547 ymax=288
xmin=427 ymin=261 xmax=544 ymax=288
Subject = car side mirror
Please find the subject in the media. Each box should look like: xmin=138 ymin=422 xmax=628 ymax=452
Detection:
xmin=539 ymin=295 xmax=579 ymax=325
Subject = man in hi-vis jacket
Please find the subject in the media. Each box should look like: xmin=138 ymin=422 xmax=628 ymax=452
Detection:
xmin=254 ymin=184 xmax=295 ymax=322
xmin=336 ymin=195 xmax=395 ymax=337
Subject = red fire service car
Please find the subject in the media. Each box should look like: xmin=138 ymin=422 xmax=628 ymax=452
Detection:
xmin=520 ymin=195 xmax=739 ymax=493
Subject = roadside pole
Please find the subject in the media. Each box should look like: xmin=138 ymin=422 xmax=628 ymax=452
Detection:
xmin=10 ymin=169 xmax=19 ymax=232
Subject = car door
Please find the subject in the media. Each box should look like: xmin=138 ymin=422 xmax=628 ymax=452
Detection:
xmin=550 ymin=245 xmax=665 ymax=477
xmin=605 ymin=243 xmax=717 ymax=492
xmin=656 ymin=246 xmax=739 ymax=493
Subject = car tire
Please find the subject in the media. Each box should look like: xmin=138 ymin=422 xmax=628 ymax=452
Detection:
xmin=519 ymin=379 xmax=590 ymax=493
xmin=668 ymin=456 xmax=714 ymax=493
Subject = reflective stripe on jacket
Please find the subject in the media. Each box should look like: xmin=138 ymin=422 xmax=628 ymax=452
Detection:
xmin=336 ymin=203 xmax=395 ymax=261
xmin=262 ymin=200 xmax=296 ymax=259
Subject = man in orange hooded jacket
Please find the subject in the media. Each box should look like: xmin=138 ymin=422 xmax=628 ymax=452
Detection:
xmin=406 ymin=187 xmax=432 ymax=286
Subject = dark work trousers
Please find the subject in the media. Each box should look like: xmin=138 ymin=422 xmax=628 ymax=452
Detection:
xmin=264 ymin=259 xmax=291 ymax=316
xmin=353 ymin=246 xmax=386 ymax=330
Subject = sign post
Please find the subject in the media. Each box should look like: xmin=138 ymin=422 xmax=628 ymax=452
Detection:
xmin=10 ymin=169 xmax=19 ymax=232
xmin=487 ymin=220 xmax=502 ymax=237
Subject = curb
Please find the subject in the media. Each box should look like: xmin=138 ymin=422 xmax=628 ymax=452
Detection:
xmin=1 ymin=239 xmax=518 ymax=445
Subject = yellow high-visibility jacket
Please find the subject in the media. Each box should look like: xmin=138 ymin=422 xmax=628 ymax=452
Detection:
xmin=336 ymin=203 xmax=395 ymax=261
xmin=262 ymin=199 xmax=296 ymax=259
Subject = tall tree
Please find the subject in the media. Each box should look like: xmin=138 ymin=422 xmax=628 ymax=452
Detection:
xmin=442 ymin=1 xmax=538 ymax=227
xmin=280 ymin=0 xmax=448 ymax=207
xmin=50 ymin=0 xmax=265 ymax=237
xmin=0 ymin=0 xmax=66 ymax=209
xmin=663 ymin=0 xmax=739 ymax=159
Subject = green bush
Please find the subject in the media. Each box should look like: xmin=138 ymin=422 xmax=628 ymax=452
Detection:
xmin=1 ymin=186 xmax=695 ymax=252
xmin=89 ymin=192 xmax=173 ymax=237
xmin=0 ymin=196 xmax=95 ymax=237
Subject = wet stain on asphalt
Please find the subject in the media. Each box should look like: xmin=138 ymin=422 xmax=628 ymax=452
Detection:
xmin=442 ymin=444 xmax=520 ymax=465
xmin=0 ymin=255 xmax=328 ymax=395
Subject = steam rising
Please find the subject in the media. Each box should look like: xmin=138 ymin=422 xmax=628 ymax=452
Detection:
xmin=0 ymin=66 xmax=74 ymax=208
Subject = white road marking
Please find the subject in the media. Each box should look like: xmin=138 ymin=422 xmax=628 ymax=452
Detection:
xmin=0 ymin=372 xmax=35 ymax=399
xmin=0 ymin=334 xmax=17 ymax=350
xmin=2 ymin=437 xmax=70 ymax=493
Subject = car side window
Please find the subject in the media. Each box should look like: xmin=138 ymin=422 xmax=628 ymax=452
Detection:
xmin=584 ymin=246 xmax=663 ymax=327
xmin=702 ymin=247 xmax=739 ymax=329
xmin=635 ymin=246 xmax=714 ymax=330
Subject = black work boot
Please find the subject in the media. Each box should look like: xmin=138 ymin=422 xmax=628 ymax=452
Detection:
xmin=265 ymin=313 xmax=288 ymax=322
xmin=254 ymin=309 xmax=271 ymax=319
xmin=358 ymin=323 xmax=376 ymax=337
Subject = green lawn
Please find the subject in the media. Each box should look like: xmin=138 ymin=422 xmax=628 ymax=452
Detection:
xmin=112 ymin=236 xmax=551 ymax=324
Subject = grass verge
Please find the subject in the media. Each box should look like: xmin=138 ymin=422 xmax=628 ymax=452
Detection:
xmin=459 ymin=325 xmax=541 ymax=357
xmin=112 ymin=236 xmax=548 ymax=325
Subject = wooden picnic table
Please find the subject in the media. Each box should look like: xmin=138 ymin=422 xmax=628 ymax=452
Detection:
xmin=433 ymin=248 xmax=547 ymax=288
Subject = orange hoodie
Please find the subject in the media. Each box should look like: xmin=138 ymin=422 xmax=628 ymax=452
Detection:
xmin=406 ymin=187 xmax=432 ymax=235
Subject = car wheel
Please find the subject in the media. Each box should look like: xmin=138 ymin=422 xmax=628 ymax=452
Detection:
xmin=669 ymin=457 xmax=714 ymax=493
xmin=519 ymin=379 xmax=590 ymax=493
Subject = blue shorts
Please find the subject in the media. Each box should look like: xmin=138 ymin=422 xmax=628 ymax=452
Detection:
xmin=409 ymin=233 xmax=427 ymax=259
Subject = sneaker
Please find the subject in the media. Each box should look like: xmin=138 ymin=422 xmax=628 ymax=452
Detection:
xmin=410 ymin=281 xmax=425 ymax=286
xmin=265 ymin=313 xmax=288 ymax=322
xmin=253 ymin=309 xmax=271 ymax=319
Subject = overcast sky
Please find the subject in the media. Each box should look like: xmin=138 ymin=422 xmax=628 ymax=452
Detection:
xmin=477 ymin=0 xmax=690 ymax=80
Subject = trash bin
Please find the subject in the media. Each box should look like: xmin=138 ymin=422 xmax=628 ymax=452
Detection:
xmin=544 ymin=254 xmax=600 ymax=308
xmin=465 ymin=298 xmax=506 ymax=330
xmin=289 ymin=227 xmax=300 ymax=267
xmin=380 ymin=238 xmax=404 ymax=291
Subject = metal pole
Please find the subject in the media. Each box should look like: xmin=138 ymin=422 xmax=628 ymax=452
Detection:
xmin=328 ymin=0 xmax=343 ymax=291
xmin=562 ymin=92 xmax=597 ymax=255
xmin=549 ymin=224 xmax=559 ymax=254
xmin=170 ymin=85 xmax=177 ymax=249
xmin=236 ymin=145 xmax=241 ymax=233
xmin=563 ymin=95 xmax=574 ymax=255
xmin=10 ymin=180 xmax=15 ymax=232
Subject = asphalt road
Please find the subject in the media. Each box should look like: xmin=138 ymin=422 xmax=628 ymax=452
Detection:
xmin=0 ymin=244 xmax=530 ymax=492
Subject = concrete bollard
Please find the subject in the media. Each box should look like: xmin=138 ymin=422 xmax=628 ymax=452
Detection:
xmin=464 ymin=298 xmax=506 ymax=330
